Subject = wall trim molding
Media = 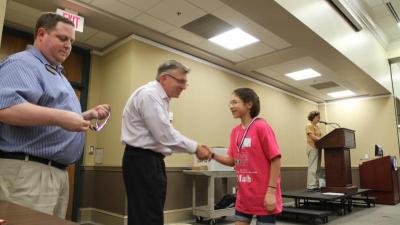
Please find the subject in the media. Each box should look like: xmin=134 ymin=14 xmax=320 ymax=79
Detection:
xmin=82 ymin=165 xmax=191 ymax=172
xmin=79 ymin=207 xmax=127 ymax=225
xmin=81 ymin=165 xmax=364 ymax=170
xmin=79 ymin=207 xmax=193 ymax=225
xmin=320 ymin=94 xmax=391 ymax=105
xmin=164 ymin=208 xmax=193 ymax=224
xmin=91 ymin=33 xmax=317 ymax=105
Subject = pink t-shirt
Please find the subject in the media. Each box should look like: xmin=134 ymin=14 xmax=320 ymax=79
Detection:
xmin=228 ymin=119 xmax=282 ymax=215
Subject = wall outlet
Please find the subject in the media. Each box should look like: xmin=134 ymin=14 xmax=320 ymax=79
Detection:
xmin=94 ymin=148 xmax=104 ymax=164
xmin=89 ymin=146 xmax=94 ymax=155
xmin=364 ymin=154 xmax=369 ymax=159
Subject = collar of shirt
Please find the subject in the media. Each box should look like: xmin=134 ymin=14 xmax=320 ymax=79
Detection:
xmin=153 ymin=80 xmax=170 ymax=103
xmin=26 ymin=45 xmax=64 ymax=74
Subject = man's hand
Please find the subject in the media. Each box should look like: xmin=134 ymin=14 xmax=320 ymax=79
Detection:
xmin=195 ymin=144 xmax=211 ymax=160
xmin=57 ymin=111 xmax=91 ymax=132
xmin=0 ymin=103 xmax=93 ymax=132
xmin=82 ymin=104 xmax=111 ymax=121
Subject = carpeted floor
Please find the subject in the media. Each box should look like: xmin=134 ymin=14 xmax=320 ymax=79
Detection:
xmin=167 ymin=203 xmax=400 ymax=225
xmin=80 ymin=203 xmax=400 ymax=225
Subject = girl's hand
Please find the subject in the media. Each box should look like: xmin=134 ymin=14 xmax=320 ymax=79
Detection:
xmin=264 ymin=188 xmax=277 ymax=212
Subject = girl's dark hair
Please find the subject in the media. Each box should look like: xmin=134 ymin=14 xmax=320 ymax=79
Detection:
xmin=308 ymin=110 xmax=320 ymax=121
xmin=233 ymin=88 xmax=260 ymax=118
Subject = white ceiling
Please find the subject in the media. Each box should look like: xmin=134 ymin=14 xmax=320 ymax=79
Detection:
xmin=361 ymin=0 xmax=400 ymax=44
xmin=2 ymin=0 xmax=396 ymax=102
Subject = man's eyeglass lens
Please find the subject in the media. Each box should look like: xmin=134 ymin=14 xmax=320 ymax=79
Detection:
xmin=166 ymin=74 xmax=188 ymax=86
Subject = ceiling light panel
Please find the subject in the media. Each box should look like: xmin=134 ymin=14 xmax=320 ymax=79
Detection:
xmin=327 ymin=90 xmax=355 ymax=98
xmin=285 ymin=68 xmax=321 ymax=81
xmin=208 ymin=28 xmax=259 ymax=50
xmin=196 ymin=40 xmax=246 ymax=62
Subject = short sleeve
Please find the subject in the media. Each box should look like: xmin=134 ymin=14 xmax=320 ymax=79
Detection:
xmin=259 ymin=122 xmax=281 ymax=161
xmin=305 ymin=124 xmax=313 ymax=135
xmin=0 ymin=59 xmax=43 ymax=109
xmin=227 ymin=127 xmax=236 ymax=158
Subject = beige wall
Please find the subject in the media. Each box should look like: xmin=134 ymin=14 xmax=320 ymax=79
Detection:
xmin=84 ymin=37 xmax=318 ymax=167
xmin=84 ymin=36 xmax=400 ymax=168
xmin=319 ymin=96 xmax=400 ymax=166
xmin=0 ymin=0 xmax=6 ymax=43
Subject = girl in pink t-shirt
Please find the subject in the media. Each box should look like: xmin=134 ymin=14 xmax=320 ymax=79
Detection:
xmin=212 ymin=88 xmax=282 ymax=225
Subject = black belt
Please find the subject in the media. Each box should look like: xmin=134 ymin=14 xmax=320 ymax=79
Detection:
xmin=0 ymin=151 xmax=67 ymax=170
xmin=125 ymin=145 xmax=165 ymax=159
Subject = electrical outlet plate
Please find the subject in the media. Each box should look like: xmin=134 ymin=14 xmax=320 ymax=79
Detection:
xmin=89 ymin=146 xmax=94 ymax=155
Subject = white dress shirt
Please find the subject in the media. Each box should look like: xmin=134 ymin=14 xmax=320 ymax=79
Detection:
xmin=121 ymin=81 xmax=197 ymax=155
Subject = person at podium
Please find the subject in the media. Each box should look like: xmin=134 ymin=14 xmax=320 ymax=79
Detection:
xmin=305 ymin=110 xmax=323 ymax=192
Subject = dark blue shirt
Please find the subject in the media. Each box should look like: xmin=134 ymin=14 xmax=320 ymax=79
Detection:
xmin=0 ymin=45 xmax=84 ymax=164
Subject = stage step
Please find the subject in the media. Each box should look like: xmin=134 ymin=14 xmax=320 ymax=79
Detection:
xmin=281 ymin=207 xmax=331 ymax=224
xmin=351 ymin=195 xmax=376 ymax=207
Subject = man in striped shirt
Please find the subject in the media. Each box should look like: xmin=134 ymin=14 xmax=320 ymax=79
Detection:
xmin=0 ymin=13 xmax=110 ymax=218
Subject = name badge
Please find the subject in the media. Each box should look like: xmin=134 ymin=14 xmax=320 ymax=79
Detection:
xmin=242 ymin=138 xmax=251 ymax=148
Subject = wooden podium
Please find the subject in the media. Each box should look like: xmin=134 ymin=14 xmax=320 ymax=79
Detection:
xmin=316 ymin=128 xmax=357 ymax=193
xmin=359 ymin=156 xmax=400 ymax=204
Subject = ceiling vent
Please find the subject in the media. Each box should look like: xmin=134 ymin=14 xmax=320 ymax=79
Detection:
xmin=182 ymin=14 xmax=234 ymax=39
xmin=310 ymin=81 xmax=340 ymax=90
xmin=329 ymin=0 xmax=363 ymax=31
xmin=386 ymin=0 xmax=400 ymax=24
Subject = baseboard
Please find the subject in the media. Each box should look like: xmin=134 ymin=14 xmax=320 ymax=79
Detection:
xmin=164 ymin=208 xmax=193 ymax=223
xmin=79 ymin=208 xmax=127 ymax=225
xmin=79 ymin=207 xmax=193 ymax=225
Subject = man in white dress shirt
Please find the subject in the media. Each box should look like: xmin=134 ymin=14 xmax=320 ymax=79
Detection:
xmin=121 ymin=60 xmax=211 ymax=225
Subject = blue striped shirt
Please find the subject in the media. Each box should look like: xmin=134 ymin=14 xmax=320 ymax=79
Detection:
xmin=0 ymin=45 xmax=84 ymax=164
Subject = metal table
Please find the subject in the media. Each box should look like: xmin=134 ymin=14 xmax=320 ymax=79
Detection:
xmin=183 ymin=170 xmax=236 ymax=225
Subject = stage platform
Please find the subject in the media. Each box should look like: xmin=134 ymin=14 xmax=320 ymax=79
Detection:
xmin=281 ymin=189 xmax=372 ymax=223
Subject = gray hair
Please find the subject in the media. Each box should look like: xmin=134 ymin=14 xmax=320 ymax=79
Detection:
xmin=156 ymin=60 xmax=190 ymax=81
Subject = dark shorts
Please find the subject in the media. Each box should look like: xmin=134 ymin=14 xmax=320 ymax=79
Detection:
xmin=235 ymin=210 xmax=276 ymax=224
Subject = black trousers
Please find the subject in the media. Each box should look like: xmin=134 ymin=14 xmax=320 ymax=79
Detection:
xmin=122 ymin=145 xmax=166 ymax=225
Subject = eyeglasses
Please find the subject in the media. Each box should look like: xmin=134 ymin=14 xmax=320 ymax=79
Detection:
xmin=90 ymin=111 xmax=111 ymax=132
xmin=228 ymin=100 xmax=241 ymax=107
xmin=165 ymin=74 xmax=189 ymax=87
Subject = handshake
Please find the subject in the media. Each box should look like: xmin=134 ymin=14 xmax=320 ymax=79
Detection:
xmin=195 ymin=144 xmax=213 ymax=160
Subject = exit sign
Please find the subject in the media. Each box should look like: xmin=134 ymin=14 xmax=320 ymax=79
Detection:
xmin=56 ymin=9 xmax=84 ymax=32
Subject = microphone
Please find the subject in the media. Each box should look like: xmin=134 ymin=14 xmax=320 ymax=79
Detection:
xmin=320 ymin=120 xmax=341 ymax=128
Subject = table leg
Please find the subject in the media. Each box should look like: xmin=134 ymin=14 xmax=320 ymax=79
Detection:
xmin=192 ymin=177 xmax=196 ymax=211
xmin=208 ymin=176 xmax=215 ymax=211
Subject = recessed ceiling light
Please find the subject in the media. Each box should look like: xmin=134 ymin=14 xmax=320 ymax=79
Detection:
xmin=327 ymin=90 xmax=355 ymax=98
xmin=208 ymin=28 xmax=259 ymax=50
xmin=285 ymin=69 xmax=321 ymax=81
